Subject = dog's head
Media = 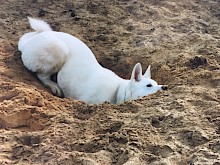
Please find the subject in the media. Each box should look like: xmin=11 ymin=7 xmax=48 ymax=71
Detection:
xmin=128 ymin=63 xmax=167 ymax=100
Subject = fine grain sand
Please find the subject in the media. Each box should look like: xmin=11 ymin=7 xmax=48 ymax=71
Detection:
xmin=0 ymin=0 xmax=219 ymax=164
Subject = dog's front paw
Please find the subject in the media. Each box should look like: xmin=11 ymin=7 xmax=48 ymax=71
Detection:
xmin=51 ymin=85 xmax=64 ymax=98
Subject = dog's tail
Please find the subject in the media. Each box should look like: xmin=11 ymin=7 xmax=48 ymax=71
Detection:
xmin=28 ymin=17 xmax=52 ymax=32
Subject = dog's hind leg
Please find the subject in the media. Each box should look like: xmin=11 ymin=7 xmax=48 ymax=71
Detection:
xmin=37 ymin=73 xmax=64 ymax=97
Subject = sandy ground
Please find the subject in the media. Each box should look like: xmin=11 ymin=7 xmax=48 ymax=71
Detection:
xmin=0 ymin=0 xmax=220 ymax=164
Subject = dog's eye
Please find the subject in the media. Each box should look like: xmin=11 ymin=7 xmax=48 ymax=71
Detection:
xmin=146 ymin=84 xmax=152 ymax=87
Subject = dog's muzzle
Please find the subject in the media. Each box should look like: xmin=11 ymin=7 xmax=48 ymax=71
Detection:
xmin=162 ymin=86 xmax=168 ymax=90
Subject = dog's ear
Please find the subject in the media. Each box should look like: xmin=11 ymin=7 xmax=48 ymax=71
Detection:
xmin=131 ymin=63 xmax=142 ymax=82
xmin=143 ymin=65 xmax=151 ymax=79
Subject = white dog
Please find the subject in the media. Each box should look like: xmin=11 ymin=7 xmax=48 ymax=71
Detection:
xmin=18 ymin=17 xmax=167 ymax=104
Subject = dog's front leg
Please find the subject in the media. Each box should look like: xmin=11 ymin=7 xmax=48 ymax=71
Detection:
xmin=37 ymin=73 xmax=64 ymax=97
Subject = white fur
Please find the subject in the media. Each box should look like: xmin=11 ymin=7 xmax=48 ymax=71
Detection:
xmin=18 ymin=18 xmax=167 ymax=104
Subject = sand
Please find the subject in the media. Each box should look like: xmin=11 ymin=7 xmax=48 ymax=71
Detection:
xmin=0 ymin=0 xmax=219 ymax=164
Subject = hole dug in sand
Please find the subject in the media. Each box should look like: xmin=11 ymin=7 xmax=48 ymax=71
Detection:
xmin=18 ymin=134 xmax=41 ymax=146
xmin=179 ymin=129 xmax=209 ymax=147
xmin=0 ymin=108 xmax=46 ymax=131
xmin=148 ymin=145 xmax=174 ymax=158
xmin=187 ymin=56 xmax=208 ymax=69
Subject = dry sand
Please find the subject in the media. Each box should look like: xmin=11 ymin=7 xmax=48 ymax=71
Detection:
xmin=0 ymin=0 xmax=220 ymax=164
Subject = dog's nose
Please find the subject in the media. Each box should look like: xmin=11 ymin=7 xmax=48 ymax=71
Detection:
xmin=162 ymin=86 xmax=168 ymax=90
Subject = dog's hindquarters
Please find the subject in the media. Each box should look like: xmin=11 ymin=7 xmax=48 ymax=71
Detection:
xmin=21 ymin=32 xmax=70 ymax=97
